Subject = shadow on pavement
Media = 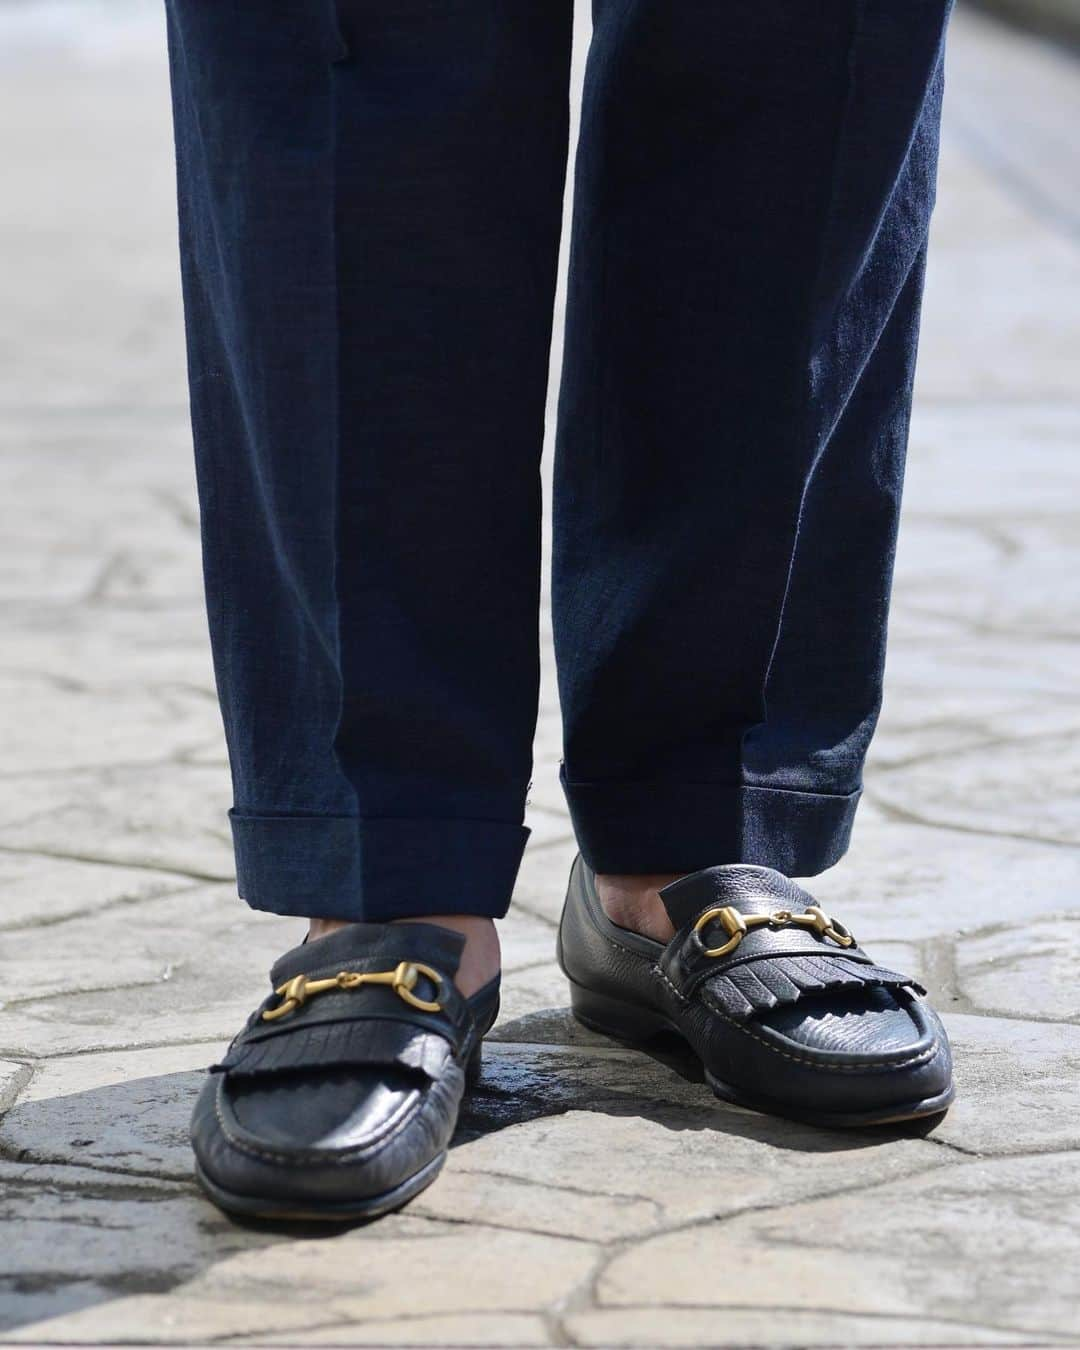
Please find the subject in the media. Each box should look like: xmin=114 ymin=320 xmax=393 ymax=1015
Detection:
xmin=0 ymin=1007 xmax=946 ymax=1331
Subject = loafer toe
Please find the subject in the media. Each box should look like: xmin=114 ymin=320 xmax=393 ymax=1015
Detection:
xmin=723 ymin=989 xmax=953 ymax=1124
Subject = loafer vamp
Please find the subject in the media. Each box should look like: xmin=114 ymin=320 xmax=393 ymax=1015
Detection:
xmin=760 ymin=984 xmax=923 ymax=1056
xmin=190 ymin=921 xmax=495 ymax=1218
xmin=686 ymin=987 xmax=952 ymax=1119
xmin=227 ymin=1065 xmax=424 ymax=1151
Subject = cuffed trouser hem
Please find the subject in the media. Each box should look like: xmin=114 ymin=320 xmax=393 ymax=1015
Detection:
xmin=229 ymin=810 xmax=529 ymax=922
xmin=560 ymin=769 xmax=860 ymax=879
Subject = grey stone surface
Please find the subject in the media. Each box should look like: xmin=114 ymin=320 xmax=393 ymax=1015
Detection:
xmin=936 ymin=1014 xmax=1080 ymax=1154
xmin=954 ymin=917 xmax=1080 ymax=1021
xmin=0 ymin=885 xmax=298 ymax=1058
xmin=564 ymin=1309 xmax=1041 ymax=1347
xmin=1 ymin=3 xmax=1079 ymax=1347
xmin=596 ymin=1152 xmax=1080 ymax=1340
xmin=0 ymin=852 xmax=193 ymax=932
xmin=0 ymin=1062 xmax=31 ymax=1114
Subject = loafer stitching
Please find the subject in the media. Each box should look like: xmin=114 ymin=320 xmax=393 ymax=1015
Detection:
xmin=575 ymin=898 xmax=692 ymax=1008
xmin=652 ymin=963 xmax=690 ymax=1006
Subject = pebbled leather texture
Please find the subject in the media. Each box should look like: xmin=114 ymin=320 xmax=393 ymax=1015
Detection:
xmin=557 ymin=856 xmax=954 ymax=1126
xmin=190 ymin=921 xmax=498 ymax=1219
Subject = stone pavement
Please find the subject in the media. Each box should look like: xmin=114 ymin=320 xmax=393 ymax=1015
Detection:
xmin=2 ymin=3 xmax=1079 ymax=1346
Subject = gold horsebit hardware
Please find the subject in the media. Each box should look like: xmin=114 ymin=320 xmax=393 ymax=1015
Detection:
xmin=693 ymin=905 xmax=856 ymax=959
xmin=262 ymin=960 xmax=443 ymax=1022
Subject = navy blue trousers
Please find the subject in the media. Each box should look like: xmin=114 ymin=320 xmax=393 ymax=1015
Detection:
xmin=165 ymin=0 xmax=952 ymax=922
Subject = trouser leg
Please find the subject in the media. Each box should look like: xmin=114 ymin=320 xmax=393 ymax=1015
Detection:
xmin=555 ymin=0 xmax=952 ymax=874
xmin=165 ymin=1 xmax=573 ymax=919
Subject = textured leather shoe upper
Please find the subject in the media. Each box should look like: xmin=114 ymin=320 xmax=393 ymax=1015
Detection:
xmin=191 ymin=921 xmax=497 ymax=1212
xmin=657 ymin=865 xmax=925 ymax=1043
xmin=559 ymin=857 xmax=954 ymax=1123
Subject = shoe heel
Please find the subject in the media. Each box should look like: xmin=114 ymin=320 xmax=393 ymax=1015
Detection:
xmin=464 ymin=1040 xmax=483 ymax=1086
xmin=568 ymin=981 xmax=669 ymax=1044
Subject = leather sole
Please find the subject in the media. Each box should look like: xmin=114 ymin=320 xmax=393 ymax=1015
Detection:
xmin=194 ymin=1150 xmax=446 ymax=1224
xmin=568 ymin=978 xmax=954 ymax=1129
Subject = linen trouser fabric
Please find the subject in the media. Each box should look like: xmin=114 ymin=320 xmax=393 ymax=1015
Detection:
xmin=165 ymin=0 xmax=953 ymax=923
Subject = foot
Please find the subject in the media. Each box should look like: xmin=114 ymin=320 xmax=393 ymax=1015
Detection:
xmin=309 ymin=914 xmax=500 ymax=998
xmin=594 ymin=873 xmax=684 ymax=944
xmin=561 ymin=856 xmax=955 ymax=1128
xmin=191 ymin=919 xmax=498 ymax=1223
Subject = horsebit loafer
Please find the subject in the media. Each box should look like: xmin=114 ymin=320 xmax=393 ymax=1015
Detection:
xmin=558 ymin=856 xmax=954 ymax=1127
xmin=191 ymin=921 xmax=498 ymax=1221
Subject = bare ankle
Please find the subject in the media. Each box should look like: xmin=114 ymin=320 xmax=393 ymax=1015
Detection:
xmin=307 ymin=916 xmax=352 ymax=942
xmin=594 ymin=873 xmax=685 ymax=944
xmin=394 ymin=914 xmax=500 ymax=999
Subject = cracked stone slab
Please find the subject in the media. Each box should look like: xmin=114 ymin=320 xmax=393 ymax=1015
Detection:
xmin=523 ymin=757 xmax=573 ymax=821
xmin=522 ymin=801 xmax=576 ymax=850
xmin=597 ymin=1151 xmax=1080 ymax=1339
xmin=563 ymin=1307 xmax=1048 ymax=1347
xmin=881 ymin=632 xmax=1080 ymax=698
xmin=806 ymin=819 xmax=1080 ymax=947
xmin=0 ymin=596 xmax=217 ymax=691
xmin=231 ymin=1312 xmax=552 ymax=1346
xmin=15 ymin=1042 xmax=222 ymax=1108
xmin=5 ymin=1011 xmax=1075 ymax=1258
xmin=0 ymin=37 xmax=184 ymax=414
xmin=0 ymin=771 xmax=574 ymax=887
xmin=0 ymin=885 xmax=298 ymax=1058
xmin=0 ymin=433 xmax=203 ymax=609
xmin=905 ymin=402 xmax=1080 ymax=520
xmin=181 ymin=1226 xmax=595 ymax=1329
xmin=510 ymin=836 xmax=580 ymax=927
xmin=498 ymin=907 xmax=558 ymax=976
xmin=0 ymin=852 xmax=193 ymax=931
xmin=8 ymin=1300 xmax=550 ymax=1348
xmin=954 ymin=916 xmax=1080 ymax=1022
xmin=868 ymin=681 xmax=1080 ymax=771
xmin=492 ymin=960 xmax=580 ymax=1035
xmin=0 ymin=764 xmax=236 ymax=882
xmin=3 ymin=1298 xmax=325 ymax=1348
xmin=943 ymin=5 xmax=1080 ymax=229
xmin=426 ymin=1066 xmax=947 ymax=1242
xmin=0 ymin=524 xmax=202 ymax=610
xmin=937 ymin=1014 xmax=1080 ymax=1155
xmin=0 ymin=1061 xmax=31 ymax=1114
xmin=0 ymin=1067 xmax=204 ymax=1181
xmin=0 ymin=1159 xmax=280 ymax=1339
xmin=916 ymin=132 xmax=1080 ymax=401
xmin=868 ymin=733 xmax=1080 ymax=847
xmin=0 ymin=1038 xmax=764 ymax=1185
xmin=893 ymin=516 xmax=1080 ymax=642
xmin=0 ymin=671 xmax=221 ymax=775
xmin=0 ymin=1036 xmax=946 ymax=1233
xmin=0 ymin=1036 xmax=705 ymax=1185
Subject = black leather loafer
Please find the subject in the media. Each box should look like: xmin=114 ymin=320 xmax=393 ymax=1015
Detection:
xmin=558 ymin=856 xmax=953 ymax=1128
xmin=191 ymin=921 xmax=498 ymax=1222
